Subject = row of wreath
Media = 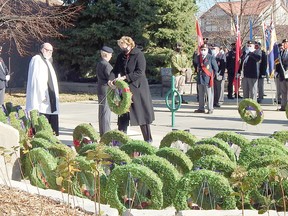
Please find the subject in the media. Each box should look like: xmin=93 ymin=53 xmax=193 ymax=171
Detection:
xmin=26 ymin=121 xmax=288 ymax=214
xmin=2 ymin=103 xmax=288 ymax=213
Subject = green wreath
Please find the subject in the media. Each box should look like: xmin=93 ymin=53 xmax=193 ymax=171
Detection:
xmin=17 ymin=108 xmax=30 ymax=130
xmin=78 ymin=143 xmax=132 ymax=165
xmin=247 ymin=167 xmax=288 ymax=210
xmin=193 ymin=155 xmax=236 ymax=178
xmin=29 ymin=110 xmax=40 ymax=132
xmin=156 ymin=147 xmax=193 ymax=175
xmin=107 ymin=80 xmax=133 ymax=115
xmin=31 ymin=137 xmax=54 ymax=149
xmin=214 ymin=131 xmax=250 ymax=149
xmin=24 ymin=147 xmax=58 ymax=190
xmin=159 ymin=130 xmax=197 ymax=149
xmin=238 ymin=144 xmax=287 ymax=168
xmin=196 ymin=138 xmax=236 ymax=162
xmin=132 ymin=155 xmax=180 ymax=208
xmin=173 ymin=169 xmax=236 ymax=210
xmin=238 ymin=98 xmax=264 ymax=125
xmin=100 ymin=130 xmax=131 ymax=146
xmin=47 ymin=143 xmax=76 ymax=158
xmin=34 ymin=130 xmax=60 ymax=144
xmin=186 ymin=144 xmax=229 ymax=163
xmin=270 ymin=130 xmax=288 ymax=145
xmin=73 ymin=123 xmax=99 ymax=152
xmin=38 ymin=115 xmax=54 ymax=134
xmin=248 ymin=155 xmax=288 ymax=170
xmin=120 ymin=140 xmax=157 ymax=156
xmin=105 ymin=163 xmax=163 ymax=214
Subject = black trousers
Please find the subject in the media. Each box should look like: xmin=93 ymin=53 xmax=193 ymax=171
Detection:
xmin=40 ymin=113 xmax=59 ymax=136
xmin=118 ymin=113 xmax=152 ymax=142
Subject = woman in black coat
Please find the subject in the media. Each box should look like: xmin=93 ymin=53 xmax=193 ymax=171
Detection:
xmin=108 ymin=36 xmax=155 ymax=142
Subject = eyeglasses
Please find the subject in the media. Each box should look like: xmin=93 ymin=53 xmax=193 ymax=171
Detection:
xmin=44 ymin=48 xmax=53 ymax=52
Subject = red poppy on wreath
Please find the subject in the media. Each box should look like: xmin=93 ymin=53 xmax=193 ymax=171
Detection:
xmin=73 ymin=139 xmax=80 ymax=147
xmin=27 ymin=127 xmax=34 ymax=138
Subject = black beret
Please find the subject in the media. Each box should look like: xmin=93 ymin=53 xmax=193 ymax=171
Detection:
xmin=211 ymin=43 xmax=220 ymax=48
xmin=246 ymin=40 xmax=254 ymax=45
xmin=200 ymin=43 xmax=209 ymax=49
xmin=101 ymin=46 xmax=114 ymax=53
xmin=231 ymin=42 xmax=236 ymax=46
xmin=282 ymin=39 xmax=288 ymax=43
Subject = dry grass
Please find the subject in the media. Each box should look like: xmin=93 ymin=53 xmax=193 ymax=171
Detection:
xmin=4 ymin=89 xmax=96 ymax=107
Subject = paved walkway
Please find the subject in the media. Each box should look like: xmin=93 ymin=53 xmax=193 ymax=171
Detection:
xmin=59 ymin=80 xmax=287 ymax=147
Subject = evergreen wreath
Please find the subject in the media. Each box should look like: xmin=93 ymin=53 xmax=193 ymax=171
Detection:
xmin=73 ymin=123 xmax=99 ymax=152
xmin=132 ymin=155 xmax=180 ymax=208
xmin=214 ymin=131 xmax=250 ymax=149
xmin=100 ymin=129 xmax=131 ymax=146
xmin=34 ymin=130 xmax=60 ymax=144
xmin=120 ymin=140 xmax=157 ymax=156
xmin=105 ymin=163 xmax=163 ymax=214
xmin=107 ymin=80 xmax=132 ymax=115
xmin=30 ymin=110 xmax=40 ymax=132
xmin=156 ymin=147 xmax=193 ymax=175
xmin=47 ymin=143 xmax=76 ymax=158
xmin=186 ymin=144 xmax=229 ymax=163
xmin=193 ymin=155 xmax=236 ymax=178
xmin=270 ymin=130 xmax=288 ymax=145
xmin=78 ymin=143 xmax=132 ymax=166
xmin=196 ymin=137 xmax=236 ymax=162
xmin=24 ymin=147 xmax=58 ymax=190
xmin=238 ymin=144 xmax=287 ymax=168
xmin=238 ymin=98 xmax=264 ymax=125
xmin=31 ymin=137 xmax=54 ymax=149
xmin=247 ymin=155 xmax=288 ymax=170
xmin=173 ymin=169 xmax=236 ymax=211
xmin=159 ymin=130 xmax=197 ymax=149
xmin=38 ymin=115 xmax=54 ymax=134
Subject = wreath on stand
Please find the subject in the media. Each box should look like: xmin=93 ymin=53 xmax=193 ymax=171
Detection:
xmin=107 ymin=80 xmax=133 ymax=115
xmin=238 ymin=99 xmax=264 ymax=125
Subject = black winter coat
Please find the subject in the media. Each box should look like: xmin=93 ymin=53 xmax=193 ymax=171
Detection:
xmin=239 ymin=50 xmax=261 ymax=79
xmin=110 ymin=47 xmax=155 ymax=126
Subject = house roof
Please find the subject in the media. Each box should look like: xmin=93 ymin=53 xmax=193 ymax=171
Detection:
xmin=202 ymin=0 xmax=272 ymax=17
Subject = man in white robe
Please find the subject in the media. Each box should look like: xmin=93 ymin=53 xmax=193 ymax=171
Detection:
xmin=26 ymin=43 xmax=60 ymax=135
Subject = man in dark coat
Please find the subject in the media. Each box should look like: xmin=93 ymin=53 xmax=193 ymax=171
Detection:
xmin=0 ymin=46 xmax=10 ymax=105
xmin=194 ymin=43 xmax=218 ymax=114
xmin=211 ymin=44 xmax=226 ymax=107
xmin=108 ymin=36 xmax=155 ymax=142
xmin=239 ymin=40 xmax=262 ymax=101
xmin=255 ymin=42 xmax=267 ymax=103
xmin=226 ymin=43 xmax=237 ymax=99
xmin=278 ymin=39 xmax=288 ymax=111
xmin=96 ymin=46 xmax=113 ymax=136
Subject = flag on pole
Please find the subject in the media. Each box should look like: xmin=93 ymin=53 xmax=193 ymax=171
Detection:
xmin=265 ymin=15 xmax=278 ymax=76
xmin=233 ymin=15 xmax=241 ymax=95
xmin=195 ymin=18 xmax=204 ymax=54
xmin=249 ymin=17 xmax=253 ymax=40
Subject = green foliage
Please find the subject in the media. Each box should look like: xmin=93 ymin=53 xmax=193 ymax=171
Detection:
xmin=173 ymin=169 xmax=236 ymax=210
xmin=132 ymin=155 xmax=180 ymax=208
xmin=156 ymin=147 xmax=192 ymax=175
xmin=105 ymin=163 xmax=163 ymax=213
xmin=120 ymin=139 xmax=157 ymax=156
xmin=100 ymin=129 xmax=131 ymax=146
xmin=214 ymin=131 xmax=250 ymax=149
xmin=160 ymin=130 xmax=197 ymax=149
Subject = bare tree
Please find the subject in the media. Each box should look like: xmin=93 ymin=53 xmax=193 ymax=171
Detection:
xmin=0 ymin=0 xmax=82 ymax=55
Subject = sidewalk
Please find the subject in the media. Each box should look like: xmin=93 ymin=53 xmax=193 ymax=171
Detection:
xmin=59 ymin=79 xmax=286 ymax=148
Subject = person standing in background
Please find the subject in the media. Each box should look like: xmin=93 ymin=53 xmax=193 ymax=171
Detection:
xmin=0 ymin=46 xmax=10 ymax=105
xmin=255 ymin=42 xmax=267 ymax=104
xmin=211 ymin=44 xmax=226 ymax=108
xmin=171 ymin=42 xmax=190 ymax=104
xmin=96 ymin=46 xmax=113 ymax=136
xmin=26 ymin=43 xmax=60 ymax=135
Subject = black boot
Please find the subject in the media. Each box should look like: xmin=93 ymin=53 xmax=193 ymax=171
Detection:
xmin=181 ymin=95 xmax=188 ymax=104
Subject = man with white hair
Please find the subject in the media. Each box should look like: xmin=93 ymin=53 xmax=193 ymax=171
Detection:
xmin=96 ymin=46 xmax=113 ymax=136
xmin=26 ymin=42 xmax=60 ymax=135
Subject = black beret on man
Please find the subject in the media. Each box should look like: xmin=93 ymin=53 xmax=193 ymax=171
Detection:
xmin=200 ymin=43 xmax=209 ymax=49
xmin=282 ymin=39 xmax=288 ymax=43
xmin=246 ymin=40 xmax=254 ymax=45
xmin=101 ymin=46 xmax=114 ymax=53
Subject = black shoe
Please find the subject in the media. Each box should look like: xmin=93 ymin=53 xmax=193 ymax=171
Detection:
xmin=227 ymin=96 xmax=234 ymax=99
xmin=279 ymin=108 xmax=286 ymax=111
xmin=182 ymin=100 xmax=189 ymax=104
xmin=214 ymin=103 xmax=221 ymax=108
xmin=194 ymin=109 xmax=205 ymax=113
xmin=257 ymin=99 xmax=262 ymax=104
xmin=234 ymin=94 xmax=243 ymax=99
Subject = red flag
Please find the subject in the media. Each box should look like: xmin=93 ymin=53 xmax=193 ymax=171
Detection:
xmin=195 ymin=19 xmax=204 ymax=54
xmin=233 ymin=16 xmax=241 ymax=94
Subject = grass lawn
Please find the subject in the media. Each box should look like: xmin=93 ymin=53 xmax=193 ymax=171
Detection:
xmin=4 ymin=88 xmax=96 ymax=106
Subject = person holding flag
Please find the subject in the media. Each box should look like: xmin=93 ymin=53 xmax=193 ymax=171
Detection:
xmin=194 ymin=43 xmax=218 ymax=114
